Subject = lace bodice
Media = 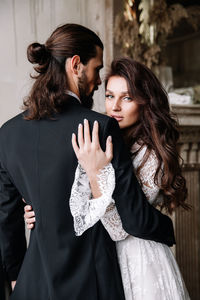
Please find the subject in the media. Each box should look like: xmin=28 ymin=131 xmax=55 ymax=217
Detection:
xmin=69 ymin=143 xmax=163 ymax=240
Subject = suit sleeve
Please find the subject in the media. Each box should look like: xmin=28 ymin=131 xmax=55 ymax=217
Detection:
xmin=0 ymin=252 xmax=6 ymax=299
xmin=0 ymin=161 xmax=26 ymax=281
xmin=103 ymin=117 xmax=175 ymax=247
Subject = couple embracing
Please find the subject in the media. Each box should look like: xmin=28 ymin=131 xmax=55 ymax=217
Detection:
xmin=0 ymin=24 xmax=190 ymax=299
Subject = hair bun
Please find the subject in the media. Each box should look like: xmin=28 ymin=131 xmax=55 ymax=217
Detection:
xmin=27 ymin=42 xmax=49 ymax=65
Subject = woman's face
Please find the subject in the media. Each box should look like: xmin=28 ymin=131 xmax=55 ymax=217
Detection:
xmin=105 ymin=76 xmax=140 ymax=129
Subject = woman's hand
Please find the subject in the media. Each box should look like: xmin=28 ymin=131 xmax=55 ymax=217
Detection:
xmin=72 ymin=119 xmax=113 ymax=198
xmin=24 ymin=205 xmax=35 ymax=229
xmin=72 ymin=119 xmax=113 ymax=180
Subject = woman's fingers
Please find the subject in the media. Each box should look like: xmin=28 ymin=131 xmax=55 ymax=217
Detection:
xmin=27 ymin=223 xmax=34 ymax=229
xmin=78 ymin=123 xmax=84 ymax=148
xmin=25 ymin=210 xmax=35 ymax=217
xmin=26 ymin=217 xmax=36 ymax=224
xmin=72 ymin=133 xmax=79 ymax=158
xmin=105 ymin=136 xmax=113 ymax=161
xmin=24 ymin=205 xmax=35 ymax=229
xmin=24 ymin=205 xmax=32 ymax=212
xmin=73 ymin=121 xmax=112 ymax=165
xmin=92 ymin=121 xmax=100 ymax=148
xmin=84 ymin=119 xmax=91 ymax=145
xmin=24 ymin=210 xmax=35 ymax=219
xmin=23 ymin=204 xmax=35 ymax=230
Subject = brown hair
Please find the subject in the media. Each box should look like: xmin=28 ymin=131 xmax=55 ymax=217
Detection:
xmin=24 ymin=24 xmax=103 ymax=120
xmin=106 ymin=57 xmax=189 ymax=214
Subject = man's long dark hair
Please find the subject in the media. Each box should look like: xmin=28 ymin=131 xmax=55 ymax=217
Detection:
xmin=24 ymin=24 xmax=103 ymax=120
xmin=106 ymin=58 xmax=189 ymax=214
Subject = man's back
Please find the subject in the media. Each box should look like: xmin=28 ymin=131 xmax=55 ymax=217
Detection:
xmin=0 ymin=97 xmax=125 ymax=300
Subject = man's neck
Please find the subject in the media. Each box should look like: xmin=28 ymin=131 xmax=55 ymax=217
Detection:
xmin=66 ymin=90 xmax=81 ymax=103
xmin=67 ymin=78 xmax=80 ymax=99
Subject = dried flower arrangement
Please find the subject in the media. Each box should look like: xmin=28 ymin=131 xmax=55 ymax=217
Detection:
xmin=114 ymin=0 xmax=200 ymax=68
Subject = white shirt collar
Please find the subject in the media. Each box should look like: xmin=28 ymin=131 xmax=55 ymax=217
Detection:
xmin=66 ymin=90 xmax=81 ymax=103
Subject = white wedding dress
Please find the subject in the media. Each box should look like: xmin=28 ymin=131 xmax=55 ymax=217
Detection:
xmin=69 ymin=143 xmax=190 ymax=300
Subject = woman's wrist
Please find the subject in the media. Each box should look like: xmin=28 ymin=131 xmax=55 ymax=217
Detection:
xmin=86 ymin=170 xmax=102 ymax=198
xmin=87 ymin=169 xmax=100 ymax=181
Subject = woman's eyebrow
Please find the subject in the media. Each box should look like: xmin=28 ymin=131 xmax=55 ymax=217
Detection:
xmin=106 ymin=89 xmax=129 ymax=95
xmin=120 ymin=91 xmax=129 ymax=95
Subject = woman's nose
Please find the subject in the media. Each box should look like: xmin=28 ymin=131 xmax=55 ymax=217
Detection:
xmin=112 ymin=100 xmax=121 ymax=111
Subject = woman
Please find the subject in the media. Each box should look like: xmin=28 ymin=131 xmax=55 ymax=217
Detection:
xmin=25 ymin=58 xmax=190 ymax=299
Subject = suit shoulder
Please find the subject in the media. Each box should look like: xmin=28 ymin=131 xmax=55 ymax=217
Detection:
xmin=68 ymin=103 xmax=111 ymax=126
xmin=1 ymin=112 xmax=25 ymax=131
xmin=87 ymin=109 xmax=111 ymax=123
xmin=77 ymin=105 xmax=109 ymax=121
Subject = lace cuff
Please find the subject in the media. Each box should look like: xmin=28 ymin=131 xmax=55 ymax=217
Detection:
xmin=101 ymin=203 xmax=129 ymax=241
xmin=69 ymin=163 xmax=115 ymax=236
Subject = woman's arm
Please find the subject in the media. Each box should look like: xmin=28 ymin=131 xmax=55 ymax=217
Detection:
xmin=69 ymin=119 xmax=117 ymax=236
xmin=71 ymin=119 xmax=113 ymax=198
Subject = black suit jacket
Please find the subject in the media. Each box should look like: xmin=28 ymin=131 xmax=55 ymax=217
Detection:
xmin=0 ymin=252 xmax=6 ymax=300
xmin=0 ymin=97 xmax=175 ymax=300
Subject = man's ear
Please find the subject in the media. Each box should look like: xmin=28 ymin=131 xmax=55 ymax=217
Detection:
xmin=68 ymin=55 xmax=83 ymax=76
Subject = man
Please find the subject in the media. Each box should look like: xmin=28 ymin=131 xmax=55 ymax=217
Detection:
xmin=0 ymin=24 xmax=175 ymax=300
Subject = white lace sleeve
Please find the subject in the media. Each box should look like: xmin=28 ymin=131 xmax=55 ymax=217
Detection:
xmin=101 ymin=203 xmax=129 ymax=241
xmin=69 ymin=163 xmax=115 ymax=236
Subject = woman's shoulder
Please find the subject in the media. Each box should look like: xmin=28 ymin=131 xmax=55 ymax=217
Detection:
xmin=130 ymin=142 xmax=158 ymax=169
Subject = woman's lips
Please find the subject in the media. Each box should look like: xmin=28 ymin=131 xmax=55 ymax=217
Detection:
xmin=111 ymin=115 xmax=123 ymax=122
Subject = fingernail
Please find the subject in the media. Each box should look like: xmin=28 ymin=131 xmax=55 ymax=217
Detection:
xmin=79 ymin=123 xmax=82 ymax=128
xmin=84 ymin=119 xmax=88 ymax=123
xmin=28 ymin=205 xmax=32 ymax=209
xmin=94 ymin=120 xmax=98 ymax=124
xmin=108 ymin=136 xmax=112 ymax=142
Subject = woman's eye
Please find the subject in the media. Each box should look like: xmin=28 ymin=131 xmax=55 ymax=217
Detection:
xmin=123 ymin=96 xmax=132 ymax=101
xmin=105 ymin=94 xmax=113 ymax=99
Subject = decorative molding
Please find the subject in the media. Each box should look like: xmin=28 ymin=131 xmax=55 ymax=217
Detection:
xmin=172 ymin=104 xmax=200 ymax=126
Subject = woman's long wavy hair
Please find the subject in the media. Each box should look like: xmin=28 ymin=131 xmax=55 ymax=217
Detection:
xmin=24 ymin=24 xmax=103 ymax=120
xmin=105 ymin=58 xmax=189 ymax=214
